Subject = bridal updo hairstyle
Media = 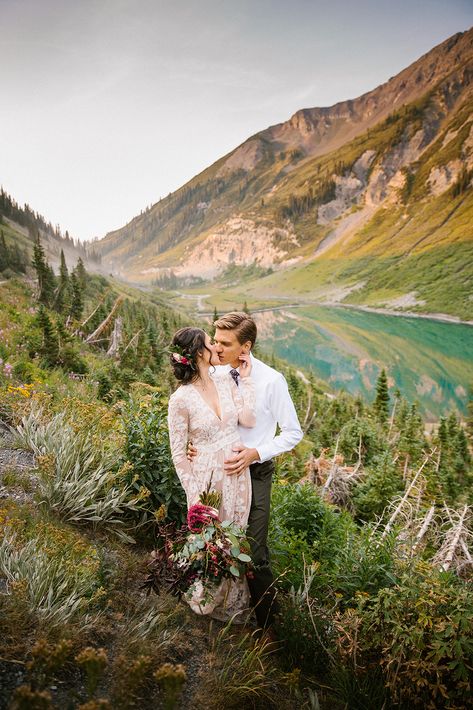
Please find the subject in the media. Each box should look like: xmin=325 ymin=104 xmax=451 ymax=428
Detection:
xmin=169 ymin=327 xmax=213 ymax=384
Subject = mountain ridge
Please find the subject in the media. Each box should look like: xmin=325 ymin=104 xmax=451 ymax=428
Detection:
xmin=93 ymin=28 xmax=473 ymax=319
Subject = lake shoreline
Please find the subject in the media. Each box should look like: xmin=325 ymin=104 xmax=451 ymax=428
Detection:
xmin=199 ymin=299 xmax=473 ymax=326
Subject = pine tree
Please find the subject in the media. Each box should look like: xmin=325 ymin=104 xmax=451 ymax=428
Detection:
xmin=32 ymin=233 xmax=55 ymax=306
xmin=352 ymin=451 xmax=404 ymax=522
xmin=56 ymin=319 xmax=72 ymax=348
xmin=146 ymin=321 xmax=162 ymax=369
xmin=454 ymin=423 xmax=471 ymax=465
xmin=11 ymin=243 xmax=26 ymax=273
xmin=32 ymin=233 xmax=47 ymax=299
xmin=212 ymin=306 xmax=219 ymax=324
xmin=395 ymin=402 xmax=425 ymax=467
xmin=373 ymin=368 xmax=390 ymax=423
xmin=69 ymin=271 xmax=83 ymax=320
xmin=36 ymin=305 xmax=59 ymax=366
xmin=447 ymin=412 xmax=459 ymax=440
xmin=44 ymin=264 xmax=57 ymax=306
xmin=161 ymin=312 xmax=170 ymax=337
xmin=75 ymin=256 xmax=87 ymax=290
xmin=0 ymin=230 xmax=8 ymax=271
xmin=467 ymin=385 xmax=473 ymax=442
xmin=55 ymin=249 xmax=70 ymax=313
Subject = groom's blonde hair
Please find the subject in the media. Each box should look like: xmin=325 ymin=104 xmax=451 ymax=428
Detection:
xmin=214 ymin=311 xmax=257 ymax=347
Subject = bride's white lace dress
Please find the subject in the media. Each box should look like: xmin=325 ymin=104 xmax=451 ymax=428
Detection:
xmin=168 ymin=374 xmax=256 ymax=621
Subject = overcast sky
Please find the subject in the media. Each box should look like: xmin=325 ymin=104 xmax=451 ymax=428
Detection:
xmin=2 ymin=0 xmax=472 ymax=242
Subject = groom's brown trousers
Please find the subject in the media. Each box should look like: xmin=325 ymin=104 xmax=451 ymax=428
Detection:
xmin=247 ymin=459 xmax=278 ymax=629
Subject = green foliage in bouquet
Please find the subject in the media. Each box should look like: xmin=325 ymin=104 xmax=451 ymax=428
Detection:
xmin=143 ymin=493 xmax=253 ymax=604
xmin=199 ymin=485 xmax=222 ymax=510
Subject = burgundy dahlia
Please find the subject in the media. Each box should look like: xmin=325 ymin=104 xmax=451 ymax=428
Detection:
xmin=187 ymin=503 xmax=219 ymax=532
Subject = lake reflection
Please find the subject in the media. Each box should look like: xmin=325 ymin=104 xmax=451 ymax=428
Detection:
xmin=254 ymin=306 xmax=473 ymax=420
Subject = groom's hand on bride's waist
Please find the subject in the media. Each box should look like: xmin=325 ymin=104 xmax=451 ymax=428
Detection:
xmin=186 ymin=441 xmax=197 ymax=461
xmin=224 ymin=444 xmax=260 ymax=476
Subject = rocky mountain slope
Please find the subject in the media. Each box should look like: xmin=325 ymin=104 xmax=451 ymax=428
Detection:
xmin=94 ymin=28 xmax=473 ymax=317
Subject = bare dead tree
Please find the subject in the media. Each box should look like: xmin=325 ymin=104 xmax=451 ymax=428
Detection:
xmin=381 ymin=451 xmax=434 ymax=540
xmin=107 ymin=316 xmax=123 ymax=358
xmin=411 ymin=505 xmax=436 ymax=555
xmin=80 ymin=291 xmax=110 ymax=330
xmin=121 ymin=329 xmax=143 ymax=356
xmin=85 ymin=296 xmax=123 ymax=345
xmin=432 ymin=504 xmax=472 ymax=574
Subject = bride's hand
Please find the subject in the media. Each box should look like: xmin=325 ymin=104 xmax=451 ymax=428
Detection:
xmin=238 ymin=353 xmax=252 ymax=377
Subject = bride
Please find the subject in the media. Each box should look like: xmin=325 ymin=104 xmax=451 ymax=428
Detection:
xmin=167 ymin=326 xmax=256 ymax=620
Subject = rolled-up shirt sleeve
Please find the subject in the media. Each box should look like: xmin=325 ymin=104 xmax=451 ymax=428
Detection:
xmin=256 ymin=373 xmax=303 ymax=463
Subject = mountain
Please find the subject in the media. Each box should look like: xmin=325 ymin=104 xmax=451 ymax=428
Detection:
xmin=94 ymin=28 xmax=473 ymax=319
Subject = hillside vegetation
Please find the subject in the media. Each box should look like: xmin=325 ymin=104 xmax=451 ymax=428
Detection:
xmin=0 ymin=249 xmax=472 ymax=707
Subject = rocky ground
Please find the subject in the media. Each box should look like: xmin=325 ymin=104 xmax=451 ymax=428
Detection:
xmin=0 ymin=442 xmax=37 ymax=505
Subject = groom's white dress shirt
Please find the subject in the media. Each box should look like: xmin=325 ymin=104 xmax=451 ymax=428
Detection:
xmin=215 ymin=353 xmax=303 ymax=463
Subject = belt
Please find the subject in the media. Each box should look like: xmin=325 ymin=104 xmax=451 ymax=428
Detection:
xmin=195 ymin=432 xmax=241 ymax=455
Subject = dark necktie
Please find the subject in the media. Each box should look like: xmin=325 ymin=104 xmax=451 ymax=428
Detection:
xmin=230 ymin=368 xmax=240 ymax=386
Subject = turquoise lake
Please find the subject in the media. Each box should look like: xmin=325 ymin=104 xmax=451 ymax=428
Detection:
xmin=254 ymin=305 xmax=473 ymax=420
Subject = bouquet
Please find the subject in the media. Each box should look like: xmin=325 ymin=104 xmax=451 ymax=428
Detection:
xmin=143 ymin=489 xmax=254 ymax=602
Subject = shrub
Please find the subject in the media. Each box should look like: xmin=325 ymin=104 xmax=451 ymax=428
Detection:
xmin=269 ymin=527 xmax=314 ymax=591
xmin=96 ymin=371 xmax=113 ymax=402
xmin=338 ymin=417 xmax=387 ymax=465
xmin=269 ymin=483 xmax=356 ymax=593
xmin=357 ymin=564 xmax=473 ymax=707
xmin=309 ymin=525 xmax=398 ymax=608
xmin=270 ymin=482 xmax=326 ymax=544
xmin=12 ymin=359 xmax=39 ymax=384
xmin=275 ymin=565 xmax=334 ymax=676
xmin=121 ymin=393 xmax=186 ymax=525
xmin=352 ymin=452 xmax=404 ymax=522
xmin=328 ymin=528 xmax=398 ymax=606
xmin=59 ymin=345 xmax=88 ymax=374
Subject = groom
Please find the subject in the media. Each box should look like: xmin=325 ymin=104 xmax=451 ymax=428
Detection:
xmin=209 ymin=311 xmax=303 ymax=629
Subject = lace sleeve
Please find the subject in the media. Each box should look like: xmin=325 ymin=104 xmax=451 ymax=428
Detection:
xmin=168 ymin=394 xmax=198 ymax=506
xmin=231 ymin=377 xmax=256 ymax=428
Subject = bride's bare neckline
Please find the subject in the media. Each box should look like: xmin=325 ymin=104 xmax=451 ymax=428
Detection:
xmin=188 ymin=380 xmax=222 ymax=422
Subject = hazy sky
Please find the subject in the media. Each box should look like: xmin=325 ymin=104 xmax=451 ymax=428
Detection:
xmin=2 ymin=0 xmax=472 ymax=242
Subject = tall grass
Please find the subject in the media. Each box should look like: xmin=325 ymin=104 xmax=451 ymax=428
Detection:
xmin=14 ymin=409 xmax=142 ymax=541
xmin=0 ymin=535 xmax=101 ymax=629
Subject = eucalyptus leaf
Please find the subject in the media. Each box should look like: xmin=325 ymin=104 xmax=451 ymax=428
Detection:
xmin=229 ymin=565 xmax=240 ymax=577
xmin=238 ymin=553 xmax=251 ymax=562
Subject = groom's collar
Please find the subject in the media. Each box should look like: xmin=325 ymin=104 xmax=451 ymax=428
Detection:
xmin=214 ymin=351 xmax=257 ymax=375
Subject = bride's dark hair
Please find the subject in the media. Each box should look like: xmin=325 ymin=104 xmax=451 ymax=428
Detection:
xmin=169 ymin=327 xmax=213 ymax=384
